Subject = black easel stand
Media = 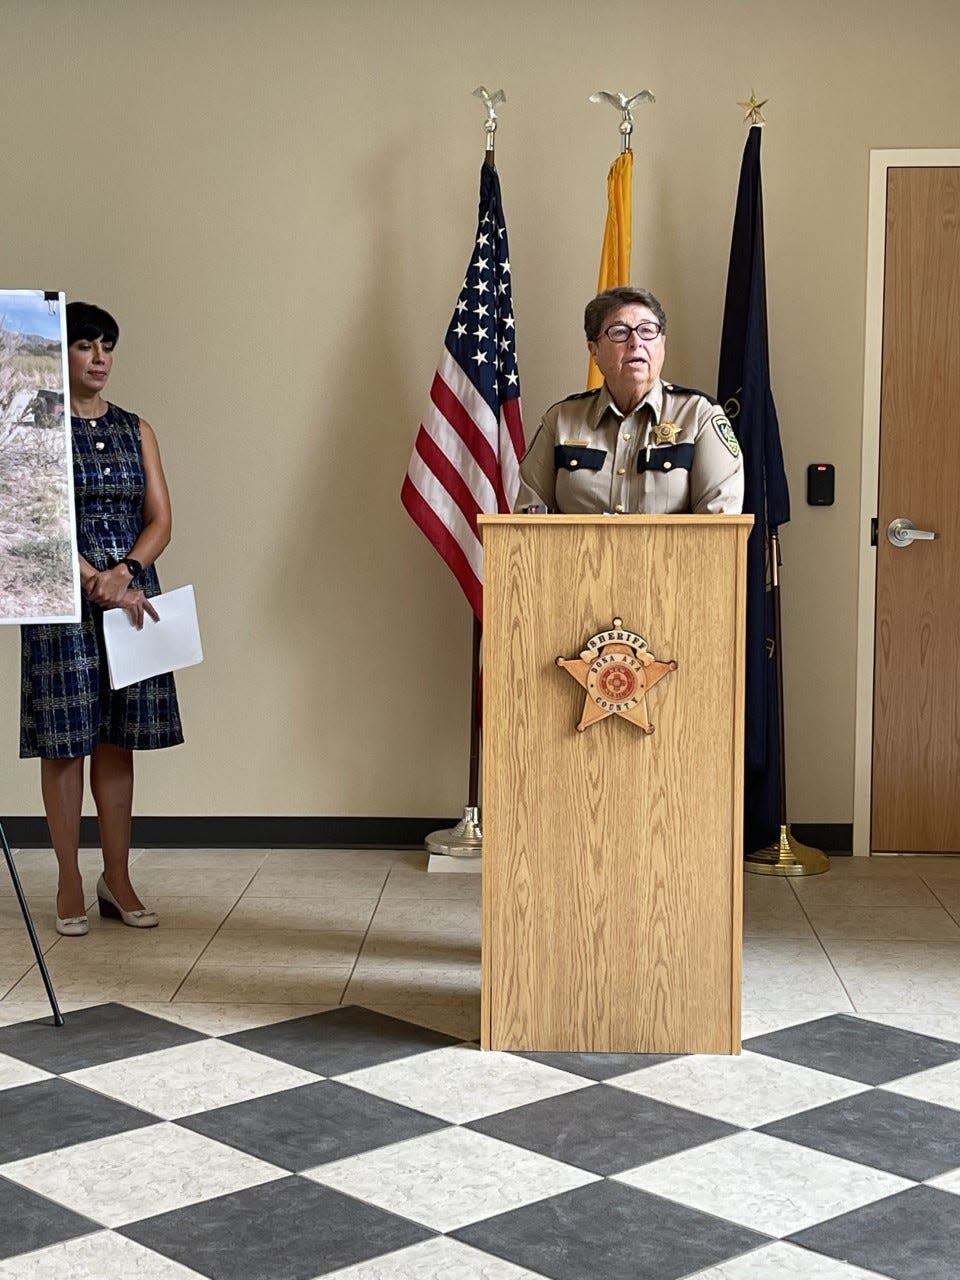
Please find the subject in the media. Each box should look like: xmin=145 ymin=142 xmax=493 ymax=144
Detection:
xmin=1 ymin=821 xmax=64 ymax=1026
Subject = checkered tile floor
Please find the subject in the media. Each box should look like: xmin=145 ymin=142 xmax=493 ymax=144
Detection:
xmin=1 ymin=1001 xmax=960 ymax=1278
xmin=3 ymin=847 xmax=960 ymax=1276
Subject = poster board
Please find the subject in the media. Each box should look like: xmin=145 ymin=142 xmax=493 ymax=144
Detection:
xmin=0 ymin=290 xmax=79 ymax=624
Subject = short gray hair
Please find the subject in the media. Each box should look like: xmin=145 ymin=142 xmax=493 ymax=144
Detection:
xmin=584 ymin=287 xmax=667 ymax=342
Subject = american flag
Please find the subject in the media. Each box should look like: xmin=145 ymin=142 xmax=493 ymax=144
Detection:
xmin=401 ymin=160 xmax=524 ymax=619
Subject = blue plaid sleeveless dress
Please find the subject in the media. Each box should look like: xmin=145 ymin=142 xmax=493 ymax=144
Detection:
xmin=20 ymin=403 xmax=184 ymax=759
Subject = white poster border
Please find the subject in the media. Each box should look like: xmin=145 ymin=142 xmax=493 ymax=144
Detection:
xmin=0 ymin=288 xmax=80 ymax=625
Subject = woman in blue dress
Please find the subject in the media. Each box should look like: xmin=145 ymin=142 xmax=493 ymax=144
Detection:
xmin=20 ymin=302 xmax=182 ymax=935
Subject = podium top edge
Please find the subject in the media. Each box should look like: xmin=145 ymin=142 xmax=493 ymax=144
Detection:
xmin=478 ymin=514 xmax=755 ymax=527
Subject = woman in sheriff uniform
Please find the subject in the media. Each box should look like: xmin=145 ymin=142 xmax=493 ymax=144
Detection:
xmin=514 ymin=286 xmax=744 ymax=515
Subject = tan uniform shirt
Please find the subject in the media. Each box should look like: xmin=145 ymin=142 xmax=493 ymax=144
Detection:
xmin=514 ymin=380 xmax=744 ymax=514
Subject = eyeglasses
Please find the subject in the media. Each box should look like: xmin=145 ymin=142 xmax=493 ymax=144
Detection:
xmin=602 ymin=321 xmax=663 ymax=343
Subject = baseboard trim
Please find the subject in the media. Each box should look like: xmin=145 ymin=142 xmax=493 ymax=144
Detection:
xmin=1 ymin=815 xmax=855 ymax=853
xmin=791 ymin=823 xmax=852 ymax=853
xmin=1 ymin=816 xmax=460 ymax=849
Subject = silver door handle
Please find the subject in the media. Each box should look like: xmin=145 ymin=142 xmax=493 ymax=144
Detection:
xmin=887 ymin=517 xmax=937 ymax=547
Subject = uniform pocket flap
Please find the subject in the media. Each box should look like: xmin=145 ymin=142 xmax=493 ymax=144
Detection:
xmin=555 ymin=445 xmax=607 ymax=471
xmin=638 ymin=443 xmax=696 ymax=473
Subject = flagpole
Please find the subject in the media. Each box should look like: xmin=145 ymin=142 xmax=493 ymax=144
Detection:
xmin=745 ymin=528 xmax=829 ymax=875
xmin=424 ymin=87 xmax=506 ymax=861
xmin=586 ymin=89 xmax=651 ymax=388
xmin=723 ymin=96 xmax=828 ymax=877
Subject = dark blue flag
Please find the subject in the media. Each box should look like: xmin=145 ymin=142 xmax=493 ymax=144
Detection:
xmin=717 ymin=126 xmax=790 ymax=854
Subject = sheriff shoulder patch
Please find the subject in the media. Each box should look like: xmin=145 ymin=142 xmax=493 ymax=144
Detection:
xmin=712 ymin=415 xmax=740 ymax=457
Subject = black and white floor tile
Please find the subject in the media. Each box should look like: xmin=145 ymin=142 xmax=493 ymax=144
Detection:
xmin=0 ymin=1002 xmax=959 ymax=1278
xmin=2 ymin=848 xmax=960 ymax=1277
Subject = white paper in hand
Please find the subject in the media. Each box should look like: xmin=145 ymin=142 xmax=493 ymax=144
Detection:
xmin=102 ymin=585 xmax=203 ymax=690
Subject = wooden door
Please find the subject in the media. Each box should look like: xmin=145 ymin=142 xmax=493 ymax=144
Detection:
xmin=872 ymin=166 xmax=960 ymax=852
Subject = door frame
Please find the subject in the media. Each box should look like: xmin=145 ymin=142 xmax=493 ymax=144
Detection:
xmin=852 ymin=149 xmax=960 ymax=856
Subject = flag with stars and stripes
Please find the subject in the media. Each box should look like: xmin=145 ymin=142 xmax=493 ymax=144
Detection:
xmin=401 ymin=160 xmax=524 ymax=619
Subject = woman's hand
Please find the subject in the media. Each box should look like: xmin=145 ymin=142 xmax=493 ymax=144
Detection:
xmin=119 ymin=590 xmax=160 ymax=631
xmin=84 ymin=568 xmax=159 ymax=629
xmin=84 ymin=565 xmax=137 ymax=608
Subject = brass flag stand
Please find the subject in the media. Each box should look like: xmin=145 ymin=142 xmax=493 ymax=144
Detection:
xmin=745 ymin=530 xmax=829 ymax=876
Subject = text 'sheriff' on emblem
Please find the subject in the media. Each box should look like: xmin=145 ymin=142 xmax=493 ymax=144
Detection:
xmin=556 ymin=618 xmax=677 ymax=734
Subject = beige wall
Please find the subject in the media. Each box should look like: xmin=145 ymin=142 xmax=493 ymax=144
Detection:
xmin=2 ymin=0 xmax=959 ymax=821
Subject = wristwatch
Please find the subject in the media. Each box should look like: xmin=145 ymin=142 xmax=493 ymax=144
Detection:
xmin=116 ymin=557 xmax=143 ymax=579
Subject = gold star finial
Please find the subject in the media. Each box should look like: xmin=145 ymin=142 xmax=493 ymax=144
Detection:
xmin=737 ymin=91 xmax=768 ymax=126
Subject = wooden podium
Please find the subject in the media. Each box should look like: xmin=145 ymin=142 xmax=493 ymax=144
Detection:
xmin=478 ymin=514 xmax=753 ymax=1054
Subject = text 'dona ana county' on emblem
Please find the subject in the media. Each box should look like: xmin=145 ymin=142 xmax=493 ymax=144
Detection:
xmin=556 ymin=617 xmax=677 ymax=733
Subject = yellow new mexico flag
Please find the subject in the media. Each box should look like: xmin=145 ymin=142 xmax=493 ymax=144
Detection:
xmin=587 ymin=149 xmax=633 ymax=389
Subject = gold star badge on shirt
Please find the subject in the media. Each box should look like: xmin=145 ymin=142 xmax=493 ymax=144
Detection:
xmin=654 ymin=421 xmax=680 ymax=446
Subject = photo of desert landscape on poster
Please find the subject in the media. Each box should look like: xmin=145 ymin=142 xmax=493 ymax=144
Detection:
xmin=0 ymin=290 xmax=79 ymax=623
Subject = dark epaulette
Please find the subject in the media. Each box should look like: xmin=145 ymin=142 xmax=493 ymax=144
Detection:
xmin=543 ymin=386 xmax=602 ymax=416
xmin=662 ymin=382 xmax=720 ymax=407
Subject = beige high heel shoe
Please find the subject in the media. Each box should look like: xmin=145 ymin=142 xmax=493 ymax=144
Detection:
xmin=55 ymin=914 xmax=89 ymax=937
xmin=96 ymin=875 xmax=158 ymax=928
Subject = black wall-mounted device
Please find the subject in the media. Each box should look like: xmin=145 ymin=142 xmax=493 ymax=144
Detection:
xmin=807 ymin=463 xmax=835 ymax=506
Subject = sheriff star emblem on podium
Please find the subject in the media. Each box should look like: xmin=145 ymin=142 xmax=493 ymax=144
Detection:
xmin=557 ymin=618 xmax=677 ymax=733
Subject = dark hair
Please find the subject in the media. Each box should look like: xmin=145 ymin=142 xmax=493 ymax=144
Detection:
xmin=66 ymin=301 xmax=119 ymax=347
xmin=584 ymin=287 xmax=667 ymax=342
